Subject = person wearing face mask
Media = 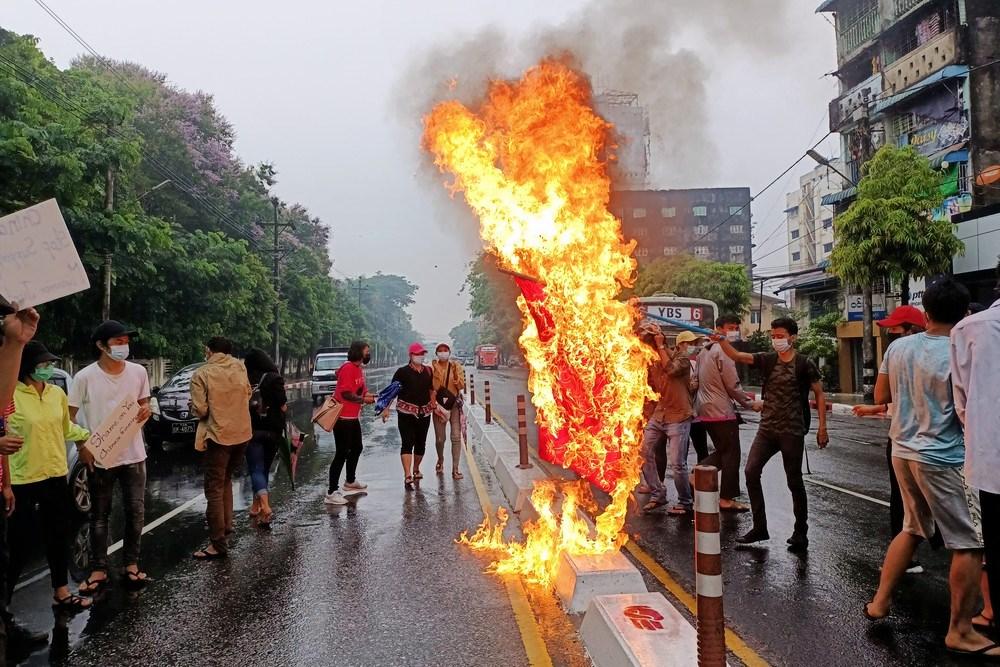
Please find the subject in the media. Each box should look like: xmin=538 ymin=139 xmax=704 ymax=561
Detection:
xmin=325 ymin=341 xmax=375 ymax=506
xmin=714 ymin=317 xmax=828 ymax=553
xmin=6 ymin=342 xmax=92 ymax=612
xmin=431 ymin=343 xmax=466 ymax=480
xmin=639 ymin=327 xmax=698 ymax=516
xmin=69 ymin=321 xmax=153 ymax=594
xmin=382 ymin=343 xmax=434 ymax=490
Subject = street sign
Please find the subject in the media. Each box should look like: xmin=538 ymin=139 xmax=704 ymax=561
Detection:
xmin=0 ymin=199 xmax=90 ymax=309
xmin=846 ymin=293 xmax=887 ymax=322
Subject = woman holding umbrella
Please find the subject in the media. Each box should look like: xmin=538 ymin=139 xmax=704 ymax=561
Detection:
xmin=325 ymin=341 xmax=374 ymax=506
xmin=381 ymin=343 xmax=434 ymax=490
xmin=243 ymin=348 xmax=286 ymax=525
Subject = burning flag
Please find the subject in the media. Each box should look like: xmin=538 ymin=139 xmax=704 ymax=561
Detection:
xmin=423 ymin=59 xmax=653 ymax=585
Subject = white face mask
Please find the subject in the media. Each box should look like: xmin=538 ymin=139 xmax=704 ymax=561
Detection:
xmin=411 ymin=355 xmax=425 ymax=366
xmin=437 ymin=352 xmax=451 ymax=362
xmin=108 ymin=344 xmax=130 ymax=361
xmin=771 ymin=338 xmax=791 ymax=353
xmin=726 ymin=331 xmax=741 ymax=343
xmin=685 ymin=347 xmax=698 ymax=357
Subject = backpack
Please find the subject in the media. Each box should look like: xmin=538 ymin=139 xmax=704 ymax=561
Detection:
xmin=758 ymin=353 xmax=816 ymax=432
xmin=249 ymin=371 xmax=279 ymax=418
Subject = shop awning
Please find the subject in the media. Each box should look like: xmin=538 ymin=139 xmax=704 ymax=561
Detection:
xmin=930 ymin=146 xmax=968 ymax=169
xmin=872 ymin=65 xmax=969 ymax=116
xmin=777 ymin=267 xmax=837 ymax=293
xmin=820 ymin=187 xmax=857 ymax=206
xmin=816 ymin=0 xmax=838 ymax=12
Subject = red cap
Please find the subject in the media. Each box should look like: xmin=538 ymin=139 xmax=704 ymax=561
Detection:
xmin=877 ymin=305 xmax=926 ymax=329
xmin=408 ymin=342 xmax=427 ymax=355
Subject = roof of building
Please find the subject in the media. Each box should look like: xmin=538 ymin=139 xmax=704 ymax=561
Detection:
xmin=820 ymin=187 xmax=858 ymax=206
xmin=872 ymin=65 xmax=969 ymax=116
xmin=815 ymin=0 xmax=838 ymax=12
xmin=777 ymin=265 xmax=838 ymax=293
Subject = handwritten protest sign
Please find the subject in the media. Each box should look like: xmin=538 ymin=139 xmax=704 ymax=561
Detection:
xmin=84 ymin=396 xmax=143 ymax=469
xmin=0 ymin=199 xmax=90 ymax=309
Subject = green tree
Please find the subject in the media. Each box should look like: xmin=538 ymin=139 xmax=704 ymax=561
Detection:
xmin=829 ymin=145 xmax=962 ymax=399
xmin=632 ymin=255 xmax=752 ymax=316
xmin=449 ymin=320 xmax=480 ymax=354
xmin=465 ymin=253 xmax=523 ymax=360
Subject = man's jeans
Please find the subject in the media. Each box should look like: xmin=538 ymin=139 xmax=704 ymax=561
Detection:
xmin=204 ymin=440 xmax=248 ymax=554
xmin=89 ymin=462 xmax=147 ymax=571
xmin=641 ymin=419 xmax=693 ymax=507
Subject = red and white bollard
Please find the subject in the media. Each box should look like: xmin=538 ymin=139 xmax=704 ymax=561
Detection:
xmin=694 ymin=465 xmax=726 ymax=667
xmin=484 ymin=380 xmax=492 ymax=424
xmin=470 ymin=374 xmax=476 ymax=406
xmin=515 ymin=394 xmax=532 ymax=469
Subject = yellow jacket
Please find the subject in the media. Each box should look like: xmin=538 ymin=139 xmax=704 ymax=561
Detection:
xmin=8 ymin=382 xmax=90 ymax=485
xmin=190 ymin=353 xmax=252 ymax=450
xmin=431 ymin=359 xmax=466 ymax=396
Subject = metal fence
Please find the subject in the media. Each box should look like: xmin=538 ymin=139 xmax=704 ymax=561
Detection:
xmin=839 ymin=7 xmax=880 ymax=55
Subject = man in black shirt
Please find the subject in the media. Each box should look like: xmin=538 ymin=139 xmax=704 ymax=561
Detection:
xmin=714 ymin=317 xmax=828 ymax=553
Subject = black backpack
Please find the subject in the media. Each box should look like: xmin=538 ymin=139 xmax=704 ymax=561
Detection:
xmin=249 ymin=371 xmax=279 ymax=418
xmin=758 ymin=353 xmax=816 ymax=432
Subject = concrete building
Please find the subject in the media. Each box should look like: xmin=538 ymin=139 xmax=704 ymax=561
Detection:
xmin=784 ymin=160 xmax=846 ymax=270
xmin=594 ymin=91 xmax=650 ymax=191
xmin=612 ymin=188 xmax=753 ymax=270
xmin=743 ymin=291 xmax=788 ymax=339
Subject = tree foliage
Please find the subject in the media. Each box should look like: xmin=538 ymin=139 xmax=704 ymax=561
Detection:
xmin=465 ymin=253 xmax=524 ymax=360
xmin=797 ymin=311 xmax=840 ymax=362
xmin=829 ymin=145 xmax=962 ymax=288
xmin=632 ymin=254 xmax=752 ymax=316
xmin=449 ymin=321 xmax=480 ymax=354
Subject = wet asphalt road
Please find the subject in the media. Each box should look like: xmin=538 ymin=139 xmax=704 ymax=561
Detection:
xmin=474 ymin=367 xmax=981 ymax=667
xmin=8 ymin=368 xmax=590 ymax=666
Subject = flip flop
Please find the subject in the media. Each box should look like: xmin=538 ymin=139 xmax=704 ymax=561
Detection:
xmin=404 ymin=475 xmax=414 ymax=490
xmin=125 ymin=570 xmax=151 ymax=587
xmin=452 ymin=470 xmax=464 ymax=480
xmin=946 ymin=642 xmax=1000 ymax=658
xmin=863 ymin=602 xmax=889 ymax=621
xmin=435 ymin=462 xmax=444 ymax=475
xmin=642 ymin=500 xmax=667 ymax=513
xmin=666 ymin=505 xmax=692 ymax=516
xmin=78 ymin=575 xmax=108 ymax=596
xmin=52 ymin=593 xmax=91 ymax=612
xmin=973 ymin=613 xmax=995 ymax=630
xmin=413 ymin=471 xmax=424 ymax=480
xmin=720 ymin=502 xmax=750 ymax=513
xmin=192 ymin=548 xmax=226 ymax=561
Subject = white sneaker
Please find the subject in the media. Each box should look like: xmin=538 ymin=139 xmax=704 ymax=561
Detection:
xmin=343 ymin=480 xmax=368 ymax=491
xmin=324 ymin=491 xmax=348 ymax=505
xmin=905 ymin=562 xmax=924 ymax=574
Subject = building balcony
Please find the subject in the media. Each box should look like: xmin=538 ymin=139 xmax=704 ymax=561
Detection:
xmin=893 ymin=0 xmax=930 ymax=19
xmin=837 ymin=6 xmax=880 ymax=60
xmin=829 ymin=72 xmax=883 ymax=131
xmin=883 ymin=28 xmax=957 ymax=95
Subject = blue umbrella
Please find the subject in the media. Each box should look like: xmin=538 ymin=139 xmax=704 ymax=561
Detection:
xmin=375 ymin=381 xmax=401 ymax=413
xmin=644 ymin=312 xmax=715 ymax=336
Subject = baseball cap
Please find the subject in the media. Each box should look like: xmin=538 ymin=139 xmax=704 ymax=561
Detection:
xmin=408 ymin=342 xmax=428 ymax=355
xmin=876 ymin=306 xmax=926 ymax=330
xmin=675 ymin=331 xmax=702 ymax=345
xmin=436 ymin=342 xmax=451 ymax=352
xmin=637 ymin=322 xmax=661 ymax=337
xmin=91 ymin=320 xmax=137 ymax=344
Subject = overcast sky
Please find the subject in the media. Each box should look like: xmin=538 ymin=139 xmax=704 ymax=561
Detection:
xmin=6 ymin=0 xmax=840 ymax=342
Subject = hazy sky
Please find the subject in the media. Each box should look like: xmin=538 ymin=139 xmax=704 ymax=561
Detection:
xmin=5 ymin=0 xmax=839 ymax=342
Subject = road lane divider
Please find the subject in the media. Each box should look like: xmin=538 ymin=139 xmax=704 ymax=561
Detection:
xmin=14 ymin=493 xmax=206 ymax=593
xmin=803 ymin=477 xmax=889 ymax=507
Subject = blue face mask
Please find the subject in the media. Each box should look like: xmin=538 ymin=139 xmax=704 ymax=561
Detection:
xmin=31 ymin=366 xmax=55 ymax=382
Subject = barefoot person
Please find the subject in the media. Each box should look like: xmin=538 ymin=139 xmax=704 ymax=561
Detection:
xmin=382 ymin=343 xmax=433 ymax=490
xmin=70 ymin=321 xmax=153 ymax=594
xmin=866 ymin=278 xmax=998 ymax=658
xmin=325 ymin=341 xmax=374 ymax=506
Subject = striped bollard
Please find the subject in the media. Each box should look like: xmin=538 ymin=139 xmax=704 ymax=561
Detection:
xmin=470 ymin=374 xmax=476 ymax=405
xmin=484 ymin=380 xmax=492 ymax=424
xmin=694 ymin=465 xmax=726 ymax=667
xmin=515 ymin=395 xmax=532 ymax=469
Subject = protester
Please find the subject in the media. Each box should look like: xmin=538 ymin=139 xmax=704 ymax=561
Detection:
xmin=326 ymin=341 xmax=374 ymax=505
xmin=715 ymin=317 xmax=828 ymax=552
xmin=865 ymin=279 xmax=997 ymax=657
xmin=68 ymin=321 xmax=152 ymax=594
xmin=640 ymin=328 xmax=698 ymax=516
xmin=853 ymin=305 xmax=927 ymax=574
xmin=243 ymin=348 xmax=287 ymax=522
xmin=382 ymin=343 xmax=434 ymax=490
xmin=687 ymin=335 xmax=709 ymax=462
xmin=431 ymin=342 xmax=466 ymax=480
xmin=637 ymin=324 xmax=667 ymax=495
xmin=190 ymin=337 xmax=252 ymax=560
xmin=952 ymin=265 xmax=1000 ymax=635
xmin=0 ymin=306 xmax=39 ymax=410
xmin=697 ymin=315 xmax=758 ymax=512
xmin=6 ymin=342 xmax=92 ymax=611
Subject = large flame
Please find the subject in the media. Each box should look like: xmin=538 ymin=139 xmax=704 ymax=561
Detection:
xmin=423 ymin=60 xmax=653 ymax=585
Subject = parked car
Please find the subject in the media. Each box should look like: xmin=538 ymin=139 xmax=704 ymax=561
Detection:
xmin=312 ymin=347 xmax=349 ymax=405
xmin=46 ymin=368 xmax=91 ymax=516
xmin=145 ymin=363 xmax=204 ymax=450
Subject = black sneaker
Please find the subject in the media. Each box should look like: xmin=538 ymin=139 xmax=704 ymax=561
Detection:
xmin=787 ymin=533 xmax=809 ymax=553
xmin=6 ymin=619 xmax=48 ymax=646
xmin=736 ymin=528 xmax=770 ymax=544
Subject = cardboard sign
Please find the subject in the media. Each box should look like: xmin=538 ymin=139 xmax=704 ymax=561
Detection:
xmin=83 ymin=396 xmax=143 ymax=469
xmin=0 ymin=199 xmax=90 ymax=309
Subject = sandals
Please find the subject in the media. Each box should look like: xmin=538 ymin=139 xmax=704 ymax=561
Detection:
xmin=452 ymin=470 xmax=464 ymax=480
xmin=404 ymin=475 xmax=414 ymax=490
xmin=125 ymin=569 xmax=150 ymax=587
xmin=666 ymin=505 xmax=692 ymax=516
xmin=192 ymin=548 xmax=226 ymax=561
xmin=946 ymin=642 xmax=1000 ymax=658
xmin=973 ymin=613 xmax=995 ymax=630
xmin=52 ymin=593 xmax=91 ymax=611
xmin=720 ymin=502 xmax=750 ymax=513
xmin=78 ymin=574 xmax=108 ymax=596
xmin=435 ymin=462 xmax=444 ymax=475
xmin=413 ymin=470 xmax=424 ymax=480
xmin=642 ymin=500 xmax=666 ymax=514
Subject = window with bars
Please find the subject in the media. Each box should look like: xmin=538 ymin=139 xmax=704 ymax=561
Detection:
xmin=729 ymin=206 xmax=744 ymax=216
xmin=694 ymin=225 xmax=709 ymax=236
xmin=751 ymin=310 xmax=761 ymax=325
xmin=694 ymin=246 xmax=710 ymax=257
xmin=823 ymin=242 xmax=834 ymax=253
xmin=792 ymin=251 xmax=802 ymax=262
xmin=730 ymin=224 xmax=745 ymax=235
xmin=959 ymin=162 xmax=971 ymax=193
xmin=823 ymin=218 xmax=833 ymax=229
xmin=633 ymin=208 xmax=647 ymax=219
xmin=693 ymin=206 xmax=708 ymax=217
xmin=791 ymin=228 xmax=800 ymax=240
xmin=636 ymin=247 xmax=649 ymax=258
xmin=892 ymin=113 xmax=917 ymax=139
xmin=663 ymin=246 xmax=678 ymax=256
xmin=661 ymin=207 xmax=676 ymax=218
xmin=634 ymin=227 xmax=648 ymax=238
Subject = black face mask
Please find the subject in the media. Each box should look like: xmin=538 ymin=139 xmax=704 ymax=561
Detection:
xmin=362 ymin=353 xmax=371 ymax=365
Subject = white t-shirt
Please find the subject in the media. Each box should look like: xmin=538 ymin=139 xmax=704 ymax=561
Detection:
xmin=68 ymin=361 xmax=151 ymax=468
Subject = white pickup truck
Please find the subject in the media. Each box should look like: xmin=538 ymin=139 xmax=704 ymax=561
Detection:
xmin=312 ymin=347 xmax=349 ymax=405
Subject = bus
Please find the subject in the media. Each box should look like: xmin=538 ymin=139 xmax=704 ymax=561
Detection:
xmin=637 ymin=293 xmax=718 ymax=343
xmin=475 ymin=344 xmax=500 ymax=370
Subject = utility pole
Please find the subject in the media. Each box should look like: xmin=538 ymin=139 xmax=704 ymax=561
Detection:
xmin=102 ymin=166 xmax=115 ymax=321
xmin=259 ymin=197 xmax=294 ymax=368
xmin=354 ymin=278 xmax=369 ymax=337
xmin=857 ymin=107 xmax=876 ymax=403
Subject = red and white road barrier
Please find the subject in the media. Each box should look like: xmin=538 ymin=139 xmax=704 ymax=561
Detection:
xmin=515 ymin=394 xmax=532 ymax=469
xmin=470 ymin=374 xmax=476 ymax=406
xmin=694 ymin=465 xmax=726 ymax=667
xmin=484 ymin=380 xmax=492 ymax=424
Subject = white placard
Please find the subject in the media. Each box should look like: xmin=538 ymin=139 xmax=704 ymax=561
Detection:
xmin=0 ymin=199 xmax=90 ymax=309
xmin=83 ymin=396 xmax=143 ymax=469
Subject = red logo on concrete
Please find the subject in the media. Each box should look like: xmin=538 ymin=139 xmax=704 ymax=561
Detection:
xmin=623 ymin=605 xmax=665 ymax=631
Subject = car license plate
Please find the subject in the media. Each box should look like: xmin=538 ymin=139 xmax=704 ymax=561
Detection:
xmin=171 ymin=422 xmax=196 ymax=435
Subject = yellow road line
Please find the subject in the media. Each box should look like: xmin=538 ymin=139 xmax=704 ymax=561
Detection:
xmin=463 ymin=437 xmax=553 ymax=667
xmin=624 ymin=541 xmax=770 ymax=667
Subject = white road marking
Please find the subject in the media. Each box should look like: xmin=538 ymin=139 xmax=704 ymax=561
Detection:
xmin=804 ymin=477 xmax=890 ymax=507
xmin=13 ymin=493 xmax=206 ymax=593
